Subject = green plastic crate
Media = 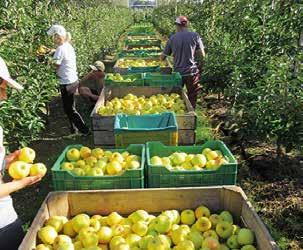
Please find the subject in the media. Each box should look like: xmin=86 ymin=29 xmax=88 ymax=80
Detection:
xmin=118 ymin=51 xmax=162 ymax=58
xmin=146 ymin=141 xmax=237 ymax=188
xmin=144 ymin=72 xmax=182 ymax=87
xmin=105 ymin=73 xmax=144 ymax=86
xmin=125 ymin=39 xmax=161 ymax=47
xmin=114 ymin=112 xmax=178 ymax=148
xmin=51 ymin=144 xmax=145 ymax=190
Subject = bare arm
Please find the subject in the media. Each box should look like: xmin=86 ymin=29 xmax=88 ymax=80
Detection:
xmin=0 ymin=176 xmax=41 ymax=198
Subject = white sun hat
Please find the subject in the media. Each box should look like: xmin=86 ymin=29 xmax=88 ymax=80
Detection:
xmin=0 ymin=57 xmax=23 ymax=90
xmin=47 ymin=24 xmax=67 ymax=37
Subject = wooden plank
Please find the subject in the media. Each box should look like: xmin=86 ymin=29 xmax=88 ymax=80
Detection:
xmin=91 ymin=86 xmax=197 ymax=131
xmin=47 ymin=192 xmax=69 ymax=217
xmin=178 ymin=129 xmax=196 ymax=145
xmin=18 ymin=194 xmax=51 ymax=250
xmin=93 ymin=130 xmax=115 ymax=146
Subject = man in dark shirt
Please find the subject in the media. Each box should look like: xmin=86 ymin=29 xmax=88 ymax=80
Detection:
xmin=160 ymin=16 xmax=205 ymax=108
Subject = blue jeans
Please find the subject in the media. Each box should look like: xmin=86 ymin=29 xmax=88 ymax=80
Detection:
xmin=0 ymin=218 xmax=24 ymax=250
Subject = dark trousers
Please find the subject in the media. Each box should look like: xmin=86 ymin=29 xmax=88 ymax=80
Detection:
xmin=0 ymin=218 xmax=25 ymax=250
xmin=182 ymin=73 xmax=201 ymax=109
xmin=60 ymin=84 xmax=89 ymax=134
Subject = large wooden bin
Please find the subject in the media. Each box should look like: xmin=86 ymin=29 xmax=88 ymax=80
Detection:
xmin=19 ymin=186 xmax=278 ymax=250
xmin=91 ymin=86 xmax=197 ymax=146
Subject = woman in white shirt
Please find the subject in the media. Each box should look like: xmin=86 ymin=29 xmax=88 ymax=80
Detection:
xmin=47 ymin=25 xmax=89 ymax=135
xmin=0 ymin=57 xmax=41 ymax=250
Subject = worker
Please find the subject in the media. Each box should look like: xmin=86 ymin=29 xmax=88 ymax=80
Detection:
xmin=78 ymin=61 xmax=105 ymax=104
xmin=160 ymin=16 xmax=205 ymax=108
xmin=0 ymin=56 xmax=42 ymax=250
xmin=47 ymin=24 xmax=89 ymax=135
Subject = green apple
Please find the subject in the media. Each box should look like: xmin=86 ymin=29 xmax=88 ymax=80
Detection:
xmin=209 ymin=214 xmax=220 ymax=229
xmin=154 ymin=215 xmax=172 ymax=233
xmin=227 ymin=235 xmax=240 ymax=249
xmin=232 ymin=224 xmax=240 ymax=235
xmin=187 ymin=230 xmax=204 ymax=249
xmin=81 ymin=232 xmax=99 ymax=248
xmin=147 ymin=235 xmax=168 ymax=250
xmin=191 ymin=154 xmax=207 ymax=168
xmin=237 ymin=228 xmax=254 ymax=245
xmin=76 ymin=160 xmax=86 ymax=168
xmin=205 ymin=160 xmax=219 ymax=170
xmin=202 ymin=148 xmax=212 ymax=156
xmin=202 ymin=237 xmax=220 ymax=250
xmin=181 ymin=209 xmax=196 ymax=225
xmin=61 ymin=162 xmax=74 ymax=171
xmin=175 ymin=240 xmax=195 ymax=250
xmin=110 ymin=236 xmax=126 ymax=249
xmin=129 ymin=210 xmax=149 ymax=223
xmin=158 ymin=234 xmax=171 ymax=248
xmin=216 ymin=221 xmax=233 ymax=239
xmin=150 ymin=156 xmax=162 ymax=166
xmin=139 ymin=235 xmax=153 ymax=249
xmin=219 ymin=211 xmax=233 ymax=224
xmin=98 ymin=226 xmax=113 ymax=244
xmin=66 ymin=148 xmax=80 ymax=162
xmin=30 ymin=163 xmax=47 ymax=177
xmin=195 ymin=205 xmax=210 ymax=219
xmin=203 ymin=230 xmax=218 ymax=240
xmin=38 ymin=226 xmax=58 ymax=244
xmin=241 ymin=245 xmax=256 ymax=250
xmin=18 ymin=147 xmax=36 ymax=163
xmin=195 ymin=217 xmax=211 ymax=232
xmin=219 ymin=243 xmax=230 ymax=250
xmin=94 ymin=160 xmax=107 ymax=171
xmin=125 ymin=234 xmax=141 ymax=247
xmin=71 ymin=214 xmax=90 ymax=233
xmin=71 ymin=168 xmax=85 ymax=176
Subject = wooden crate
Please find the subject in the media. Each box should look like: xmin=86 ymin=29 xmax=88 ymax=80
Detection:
xmin=19 ymin=186 xmax=278 ymax=250
xmin=91 ymin=86 xmax=197 ymax=146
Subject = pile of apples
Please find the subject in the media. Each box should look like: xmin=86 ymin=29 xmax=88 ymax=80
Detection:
xmin=97 ymin=93 xmax=186 ymax=116
xmin=150 ymin=148 xmax=229 ymax=171
xmin=117 ymin=59 xmax=167 ymax=68
xmin=35 ymin=205 xmax=256 ymax=250
xmin=128 ymin=47 xmax=161 ymax=51
xmin=107 ymin=74 xmax=137 ymax=83
xmin=8 ymin=147 xmax=47 ymax=179
xmin=60 ymin=146 xmax=141 ymax=177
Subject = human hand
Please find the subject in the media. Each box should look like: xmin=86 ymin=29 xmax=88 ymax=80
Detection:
xmin=5 ymin=150 xmax=20 ymax=168
xmin=17 ymin=175 xmax=42 ymax=189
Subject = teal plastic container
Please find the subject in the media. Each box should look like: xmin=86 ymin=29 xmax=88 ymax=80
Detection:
xmin=146 ymin=141 xmax=238 ymax=188
xmin=143 ymin=72 xmax=182 ymax=87
xmin=114 ymin=112 xmax=178 ymax=147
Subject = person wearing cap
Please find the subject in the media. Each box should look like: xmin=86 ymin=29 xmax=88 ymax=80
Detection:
xmin=0 ymin=56 xmax=42 ymax=250
xmin=78 ymin=61 xmax=106 ymax=104
xmin=160 ymin=16 xmax=205 ymax=108
xmin=47 ymin=24 xmax=89 ymax=135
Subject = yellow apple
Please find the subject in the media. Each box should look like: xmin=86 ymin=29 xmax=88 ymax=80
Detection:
xmin=71 ymin=214 xmax=90 ymax=233
xmin=180 ymin=209 xmax=196 ymax=225
xmin=171 ymin=226 xmax=190 ymax=245
xmin=195 ymin=217 xmax=212 ymax=232
xmin=66 ymin=148 xmax=80 ymax=162
xmin=126 ymin=160 xmax=140 ymax=170
xmin=18 ymin=147 xmax=36 ymax=163
xmin=98 ymin=226 xmax=113 ymax=244
xmin=107 ymin=212 xmax=123 ymax=226
xmin=38 ymin=226 xmax=58 ymax=245
xmin=30 ymin=163 xmax=47 ymax=177
xmin=53 ymin=235 xmax=72 ymax=249
xmin=85 ymin=156 xmax=98 ymax=167
xmin=71 ymin=168 xmax=85 ymax=176
xmin=150 ymin=156 xmax=162 ymax=166
xmin=106 ymin=161 xmax=122 ymax=175
xmin=86 ymin=167 xmax=104 ymax=177
xmin=110 ymin=236 xmax=126 ymax=249
xmin=195 ymin=205 xmax=211 ymax=219
xmin=63 ymin=220 xmax=77 ymax=238
xmin=187 ymin=230 xmax=204 ymax=249
xmin=202 ymin=237 xmax=220 ymax=250
xmin=91 ymin=148 xmax=104 ymax=159
xmin=8 ymin=161 xmax=31 ymax=179
xmin=147 ymin=235 xmax=168 ymax=250
xmin=113 ymin=243 xmax=130 ymax=250
xmin=90 ymin=218 xmax=101 ymax=231
xmin=203 ymin=230 xmax=219 ymax=240
xmin=46 ymin=216 xmax=67 ymax=233
xmin=35 ymin=244 xmax=53 ymax=250
xmin=61 ymin=162 xmax=74 ymax=171
xmin=80 ymin=146 xmax=91 ymax=159
xmin=112 ymin=224 xmax=125 ymax=237
xmin=132 ymin=221 xmax=148 ymax=236
xmin=76 ymin=160 xmax=86 ymax=168
xmin=202 ymin=148 xmax=212 ymax=156
xmin=154 ymin=215 xmax=172 ymax=234
xmin=125 ymin=234 xmax=141 ymax=247
xmin=73 ymin=241 xmax=83 ymax=250
xmin=111 ymin=152 xmax=124 ymax=163
xmin=205 ymin=151 xmax=219 ymax=161
xmin=175 ymin=240 xmax=195 ymax=250
xmin=209 ymin=214 xmax=220 ymax=229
